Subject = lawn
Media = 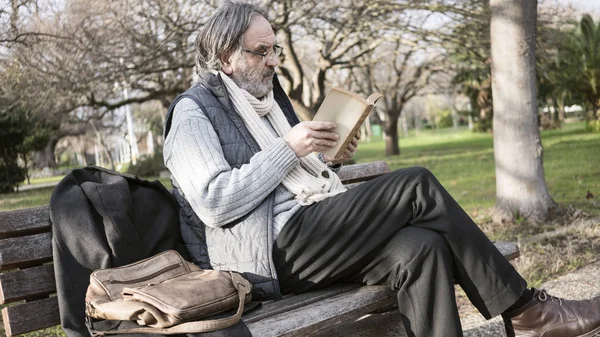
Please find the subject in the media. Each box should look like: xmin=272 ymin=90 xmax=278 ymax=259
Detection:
xmin=353 ymin=122 xmax=600 ymax=218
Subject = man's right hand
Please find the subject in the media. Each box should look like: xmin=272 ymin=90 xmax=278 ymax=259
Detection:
xmin=283 ymin=121 xmax=339 ymax=158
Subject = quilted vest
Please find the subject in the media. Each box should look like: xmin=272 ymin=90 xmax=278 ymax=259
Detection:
xmin=164 ymin=72 xmax=300 ymax=300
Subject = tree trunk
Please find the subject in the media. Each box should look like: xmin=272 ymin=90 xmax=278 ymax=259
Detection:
xmin=288 ymin=98 xmax=314 ymax=121
xmin=10 ymin=0 xmax=19 ymax=33
xmin=384 ymin=118 xmax=400 ymax=156
xmin=32 ymin=136 xmax=59 ymax=169
xmin=558 ymin=103 xmax=566 ymax=122
xmin=490 ymin=0 xmax=555 ymax=223
xmin=20 ymin=154 xmax=30 ymax=185
xmin=401 ymin=116 xmax=409 ymax=137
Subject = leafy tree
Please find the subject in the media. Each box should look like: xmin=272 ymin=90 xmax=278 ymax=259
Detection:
xmin=573 ymin=15 xmax=600 ymax=122
xmin=447 ymin=0 xmax=493 ymax=132
xmin=535 ymin=5 xmax=582 ymax=126
xmin=449 ymin=0 xmax=579 ymax=132
xmin=351 ymin=40 xmax=446 ymax=155
xmin=17 ymin=124 xmax=51 ymax=184
xmin=0 ymin=112 xmax=28 ymax=192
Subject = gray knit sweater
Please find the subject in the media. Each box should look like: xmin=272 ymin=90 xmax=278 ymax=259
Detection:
xmin=163 ymin=97 xmax=303 ymax=238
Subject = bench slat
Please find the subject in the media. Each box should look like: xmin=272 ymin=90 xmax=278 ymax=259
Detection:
xmin=247 ymin=285 xmax=396 ymax=337
xmin=0 ymin=233 xmax=53 ymax=271
xmin=244 ymin=284 xmax=361 ymax=323
xmin=0 ymin=206 xmax=51 ymax=239
xmin=0 ymin=265 xmax=55 ymax=304
xmin=1 ymin=297 xmax=60 ymax=337
xmin=337 ymin=161 xmax=390 ymax=184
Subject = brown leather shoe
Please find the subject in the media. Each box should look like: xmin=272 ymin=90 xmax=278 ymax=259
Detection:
xmin=502 ymin=288 xmax=600 ymax=337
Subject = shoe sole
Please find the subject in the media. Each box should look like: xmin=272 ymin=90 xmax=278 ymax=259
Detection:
xmin=516 ymin=325 xmax=600 ymax=337
xmin=577 ymin=324 xmax=600 ymax=337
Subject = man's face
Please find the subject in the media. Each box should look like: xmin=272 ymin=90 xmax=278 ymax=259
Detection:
xmin=222 ymin=15 xmax=279 ymax=98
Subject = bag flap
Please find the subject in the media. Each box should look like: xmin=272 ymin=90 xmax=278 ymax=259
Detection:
xmin=90 ymin=250 xmax=196 ymax=301
xmin=122 ymin=270 xmax=251 ymax=320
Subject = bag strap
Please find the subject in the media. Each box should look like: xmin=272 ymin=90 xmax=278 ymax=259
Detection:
xmin=87 ymin=272 xmax=250 ymax=336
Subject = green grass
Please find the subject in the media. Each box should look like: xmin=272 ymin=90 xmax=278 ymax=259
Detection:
xmin=0 ymin=187 xmax=56 ymax=211
xmin=353 ymin=122 xmax=600 ymax=217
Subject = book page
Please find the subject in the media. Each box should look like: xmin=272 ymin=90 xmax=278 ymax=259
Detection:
xmin=312 ymin=87 xmax=368 ymax=158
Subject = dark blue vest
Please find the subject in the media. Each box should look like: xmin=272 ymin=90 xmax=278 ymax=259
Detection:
xmin=164 ymin=72 xmax=300 ymax=300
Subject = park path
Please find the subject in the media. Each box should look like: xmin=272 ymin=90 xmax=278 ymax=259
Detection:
xmin=15 ymin=181 xmax=60 ymax=192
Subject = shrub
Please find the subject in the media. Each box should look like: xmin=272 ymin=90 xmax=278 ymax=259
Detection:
xmin=0 ymin=160 xmax=26 ymax=193
xmin=434 ymin=109 xmax=455 ymax=129
xmin=585 ymin=120 xmax=600 ymax=132
xmin=473 ymin=118 xmax=493 ymax=133
xmin=0 ymin=113 xmax=27 ymax=192
xmin=126 ymin=151 xmax=166 ymax=178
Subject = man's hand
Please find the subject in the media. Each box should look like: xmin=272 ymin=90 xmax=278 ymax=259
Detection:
xmin=323 ymin=130 xmax=361 ymax=166
xmin=283 ymin=121 xmax=339 ymax=158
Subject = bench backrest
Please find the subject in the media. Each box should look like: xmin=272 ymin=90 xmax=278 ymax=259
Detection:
xmin=0 ymin=161 xmax=390 ymax=336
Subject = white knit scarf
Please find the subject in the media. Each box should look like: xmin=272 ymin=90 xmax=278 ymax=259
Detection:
xmin=219 ymin=71 xmax=346 ymax=205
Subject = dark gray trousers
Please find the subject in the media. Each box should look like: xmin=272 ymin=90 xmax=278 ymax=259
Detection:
xmin=273 ymin=167 xmax=527 ymax=337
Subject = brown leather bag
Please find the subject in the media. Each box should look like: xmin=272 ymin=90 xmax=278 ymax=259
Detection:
xmin=85 ymin=250 xmax=252 ymax=335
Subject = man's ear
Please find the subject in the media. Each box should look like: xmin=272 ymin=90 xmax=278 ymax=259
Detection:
xmin=219 ymin=52 xmax=233 ymax=74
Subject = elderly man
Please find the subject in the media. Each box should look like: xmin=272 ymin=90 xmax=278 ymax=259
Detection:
xmin=163 ymin=2 xmax=600 ymax=337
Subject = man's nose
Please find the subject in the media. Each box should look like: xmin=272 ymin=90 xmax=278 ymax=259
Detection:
xmin=265 ymin=54 xmax=279 ymax=67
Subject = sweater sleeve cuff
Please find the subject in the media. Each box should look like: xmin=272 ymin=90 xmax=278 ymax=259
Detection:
xmin=262 ymin=137 xmax=299 ymax=174
xmin=317 ymin=152 xmax=343 ymax=173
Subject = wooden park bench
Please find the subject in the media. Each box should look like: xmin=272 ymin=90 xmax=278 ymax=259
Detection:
xmin=0 ymin=161 xmax=520 ymax=337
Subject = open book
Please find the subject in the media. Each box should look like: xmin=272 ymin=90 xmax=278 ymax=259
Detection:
xmin=312 ymin=87 xmax=383 ymax=159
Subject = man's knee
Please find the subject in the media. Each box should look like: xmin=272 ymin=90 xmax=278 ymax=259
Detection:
xmin=390 ymin=227 xmax=451 ymax=265
xmin=392 ymin=166 xmax=436 ymax=183
xmin=385 ymin=227 xmax=453 ymax=288
xmin=416 ymin=229 xmax=451 ymax=258
xmin=409 ymin=166 xmax=435 ymax=179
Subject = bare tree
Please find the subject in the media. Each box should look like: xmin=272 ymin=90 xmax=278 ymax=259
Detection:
xmin=268 ymin=0 xmax=462 ymax=121
xmin=490 ymin=0 xmax=555 ymax=223
xmin=268 ymin=0 xmax=389 ymax=120
xmin=2 ymin=0 xmax=492 ymax=167
xmin=2 ymin=0 xmax=215 ymax=167
xmin=352 ymin=38 xmax=446 ymax=155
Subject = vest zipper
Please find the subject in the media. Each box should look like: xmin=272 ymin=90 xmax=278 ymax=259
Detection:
xmin=107 ymin=263 xmax=182 ymax=284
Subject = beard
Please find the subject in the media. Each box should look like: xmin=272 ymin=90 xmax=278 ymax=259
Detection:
xmin=230 ymin=62 xmax=275 ymax=98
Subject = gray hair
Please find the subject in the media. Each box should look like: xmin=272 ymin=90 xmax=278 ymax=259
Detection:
xmin=195 ymin=1 xmax=268 ymax=72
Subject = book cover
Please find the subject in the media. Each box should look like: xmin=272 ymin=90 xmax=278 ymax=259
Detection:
xmin=312 ymin=87 xmax=383 ymax=159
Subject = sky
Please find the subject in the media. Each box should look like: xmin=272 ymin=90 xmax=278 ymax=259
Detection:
xmin=564 ymin=0 xmax=600 ymax=12
xmin=549 ymin=0 xmax=600 ymax=16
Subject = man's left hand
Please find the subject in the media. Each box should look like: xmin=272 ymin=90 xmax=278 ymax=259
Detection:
xmin=323 ymin=131 xmax=361 ymax=166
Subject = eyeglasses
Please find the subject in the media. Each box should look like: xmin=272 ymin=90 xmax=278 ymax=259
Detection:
xmin=243 ymin=45 xmax=283 ymax=62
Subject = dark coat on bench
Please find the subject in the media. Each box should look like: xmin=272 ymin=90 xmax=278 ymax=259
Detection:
xmin=50 ymin=167 xmax=187 ymax=337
